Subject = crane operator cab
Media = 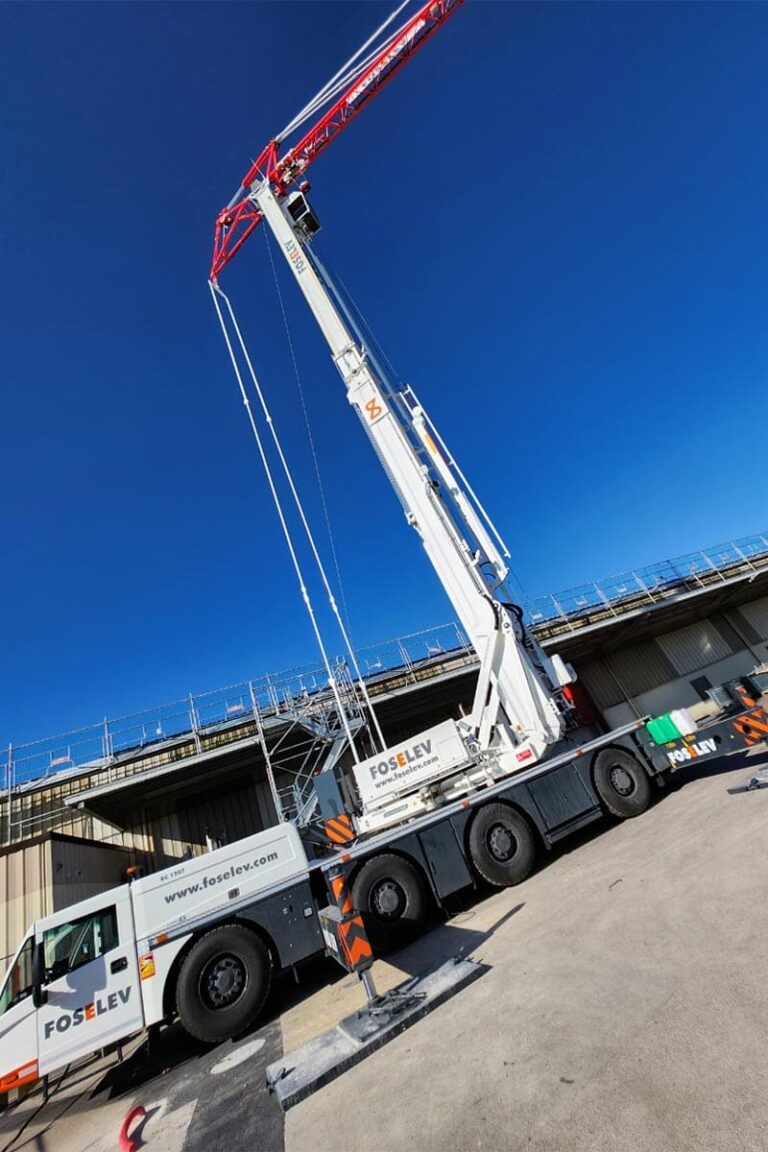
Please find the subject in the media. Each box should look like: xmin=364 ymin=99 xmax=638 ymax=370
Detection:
xmin=286 ymin=189 xmax=321 ymax=238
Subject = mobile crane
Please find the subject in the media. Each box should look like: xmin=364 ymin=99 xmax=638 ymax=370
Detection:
xmin=3 ymin=0 xmax=765 ymax=1096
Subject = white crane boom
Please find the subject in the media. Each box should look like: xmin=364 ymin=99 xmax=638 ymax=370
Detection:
xmin=253 ymin=182 xmax=572 ymax=830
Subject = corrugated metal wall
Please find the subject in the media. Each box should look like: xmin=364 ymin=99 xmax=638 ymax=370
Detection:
xmin=608 ymin=642 xmax=676 ymax=695
xmin=737 ymin=595 xmax=768 ymax=641
xmin=0 ymin=836 xmax=135 ymax=969
xmin=143 ymin=780 xmax=275 ymax=869
xmin=50 ymin=839 xmax=134 ymax=913
xmin=0 ymin=839 xmax=51 ymax=970
xmin=575 ymin=618 xmax=749 ymax=717
xmin=576 ymin=661 xmax=624 ymax=711
xmin=656 ymin=620 xmax=735 ymax=675
xmin=3 ymin=773 xmax=147 ymax=853
xmin=1 ymin=768 xmax=277 ymax=866
xmin=577 ymin=641 xmax=676 ymax=712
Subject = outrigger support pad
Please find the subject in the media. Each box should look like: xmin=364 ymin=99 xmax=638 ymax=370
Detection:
xmin=265 ymin=957 xmax=485 ymax=1111
xmin=728 ymin=766 xmax=768 ymax=794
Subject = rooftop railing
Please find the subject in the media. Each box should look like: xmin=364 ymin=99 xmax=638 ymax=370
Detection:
xmin=525 ymin=532 xmax=768 ymax=636
xmin=3 ymin=621 xmax=472 ymax=792
xmin=5 ymin=531 xmax=767 ymax=794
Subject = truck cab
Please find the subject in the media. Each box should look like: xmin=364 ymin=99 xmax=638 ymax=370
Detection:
xmin=0 ymin=885 xmax=143 ymax=1094
xmin=0 ymin=823 xmax=318 ymax=1093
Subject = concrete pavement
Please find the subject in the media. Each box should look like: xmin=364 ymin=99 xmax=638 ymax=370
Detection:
xmin=285 ymin=752 xmax=768 ymax=1152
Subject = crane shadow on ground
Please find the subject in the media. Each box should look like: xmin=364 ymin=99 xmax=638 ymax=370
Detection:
xmin=91 ymin=903 xmax=516 ymax=1102
xmin=373 ymin=901 xmax=524 ymax=982
xmin=662 ymin=745 xmax=768 ymax=791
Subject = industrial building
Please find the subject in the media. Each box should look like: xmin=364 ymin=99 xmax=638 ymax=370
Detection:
xmin=2 ymin=531 xmax=767 ymax=965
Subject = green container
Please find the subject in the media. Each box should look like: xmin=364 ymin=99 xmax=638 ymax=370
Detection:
xmin=645 ymin=713 xmax=682 ymax=744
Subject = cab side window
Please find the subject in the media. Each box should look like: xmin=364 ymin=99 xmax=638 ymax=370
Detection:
xmin=0 ymin=937 xmax=34 ymax=1015
xmin=42 ymin=908 xmax=118 ymax=983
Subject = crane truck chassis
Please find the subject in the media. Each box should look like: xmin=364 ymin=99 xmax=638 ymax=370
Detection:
xmin=2 ymin=672 xmax=766 ymax=1096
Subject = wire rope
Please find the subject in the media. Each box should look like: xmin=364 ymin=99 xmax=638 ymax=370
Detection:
xmin=277 ymin=1 xmax=412 ymax=142
xmin=209 ymin=281 xmax=363 ymax=761
xmin=311 ymin=247 xmax=401 ymax=394
xmin=225 ymin=2 xmax=413 ymax=205
xmin=211 ymin=281 xmax=387 ymax=753
xmin=262 ymin=226 xmax=352 ymax=639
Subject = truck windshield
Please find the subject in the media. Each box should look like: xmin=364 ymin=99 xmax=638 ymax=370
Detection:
xmin=0 ymin=937 xmax=34 ymax=1015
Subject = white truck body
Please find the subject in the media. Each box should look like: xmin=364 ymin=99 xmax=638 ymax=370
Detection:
xmin=0 ymin=825 xmax=308 ymax=1093
xmin=0 ymin=714 xmax=660 ymax=1095
xmin=130 ymin=823 xmax=307 ymax=941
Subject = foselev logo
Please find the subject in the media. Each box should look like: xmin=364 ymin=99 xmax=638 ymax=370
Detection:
xmin=367 ymin=739 xmax=437 ymax=787
xmin=666 ymin=737 xmax=717 ymax=767
xmin=43 ymin=987 xmax=132 ymax=1040
xmin=283 ymin=239 xmax=307 ymax=276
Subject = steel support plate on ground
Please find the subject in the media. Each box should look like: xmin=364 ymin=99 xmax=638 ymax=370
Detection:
xmin=265 ymin=958 xmax=485 ymax=1110
xmin=728 ymin=766 xmax=768 ymax=794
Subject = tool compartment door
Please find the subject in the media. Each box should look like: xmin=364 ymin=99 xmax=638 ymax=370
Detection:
xmin=526 ymin=764 xmax=597 ymax=834
xmin=418 ymin=822 xmax=473 ymax=899
xmin=37 ymin=887 xmax=143 ymax=1075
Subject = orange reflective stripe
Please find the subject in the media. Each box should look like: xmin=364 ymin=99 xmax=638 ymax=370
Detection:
xmin=0 ymin=1059 xmax=38 ymax=1091
xmin=733 ymin=725 xmax=759 ymax=745
xmin=324 ymin=816 xmax=355 ymax=845
xmin=330 ymin=874 xmax=354 ymax=915
xmin=340 ymin=917 xmax=372 ymax=966
xmin=734 ymin=713 xmax=768 ymax=737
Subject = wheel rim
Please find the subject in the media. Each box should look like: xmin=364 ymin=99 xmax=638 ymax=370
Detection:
xmin=609 ymin=765 xmax=635 ymax=797
xmin=487 ymin=822 xmax=517 ymax=862
xmin=199 ymin=953 xmax=247 ymax=1010
xmin=370 ymin=878 xmax=406 ymax=921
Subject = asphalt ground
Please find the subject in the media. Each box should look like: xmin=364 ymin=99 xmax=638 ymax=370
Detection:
xmin=1 ymin=748 xmax=766 ymax=1152
xmin=0 ymin=958 xmax=342 ymax=1152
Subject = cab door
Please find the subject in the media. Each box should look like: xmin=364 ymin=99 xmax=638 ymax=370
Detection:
xmin=36 ymin=887 xmax=143 ymax=1075
xmin=0 ymin=935 xmax=40 ymax=1092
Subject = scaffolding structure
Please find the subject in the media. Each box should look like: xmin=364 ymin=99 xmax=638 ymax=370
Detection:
xmin=2 ymin=622 xmax=473 ymax=844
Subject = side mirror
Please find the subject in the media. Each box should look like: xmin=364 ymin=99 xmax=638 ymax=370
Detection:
xmin=31 ymin=943 xmax=48 ymax=1008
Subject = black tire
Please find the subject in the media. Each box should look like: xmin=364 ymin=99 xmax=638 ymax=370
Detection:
xmin=592 ymin=747 xmax=651 ymax=818
xmin=467 ymin=803 xmax=536 ymax=888
xmin=175 ymin=924 xmax=271 ymax=1044
xmin=351 ymin=853 xmax=428 ymax=953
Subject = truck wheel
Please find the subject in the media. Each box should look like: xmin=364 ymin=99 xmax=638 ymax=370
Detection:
xmin=351 ymin=854 xmax=427 ymax=953
xmin=468 ymin=803 xmax=535 ymax=887
xmin=175 ymin=925 xmax=271 ymax=1044
xmin=592 ymin=747 xmax=651 ymax=818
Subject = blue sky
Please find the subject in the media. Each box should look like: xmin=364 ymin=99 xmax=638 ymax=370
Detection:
xmin=2 ymin=1 xmax=767 ymax=745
